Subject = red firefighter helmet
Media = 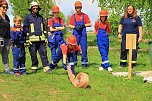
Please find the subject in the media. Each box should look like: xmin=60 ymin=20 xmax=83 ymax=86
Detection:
xmin=100 ymin=10 xmax=108 ymax=16
xmin=52 ymin=5 xmax=60 ymax=12
xmin=74 ymin=1 xmax=82 ymax=7
xmin=67 ymin=35 xmax=77 ymax=45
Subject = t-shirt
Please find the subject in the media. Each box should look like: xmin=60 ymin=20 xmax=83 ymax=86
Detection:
xmin=48 ymin=17 xmax=64 ymax=28
xmin=60 ymin=44 xmax=81 ymax=55
xmin=94 ymin=21 xmax=110 ymax=34
xmin=120 ymin=16 xmax=142 ymax=36
xmin=69 ymin=12 xmax=91 ymax=26
xmin=0 ymin=15 xmax=10 ymax=39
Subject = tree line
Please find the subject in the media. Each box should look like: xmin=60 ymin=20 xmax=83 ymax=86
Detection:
xmin=10 ymin=0 xmax=152 ymax=38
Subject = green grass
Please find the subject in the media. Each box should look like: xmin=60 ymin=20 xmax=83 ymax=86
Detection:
xmin=0 ymin=32 xmax=152 ymax=101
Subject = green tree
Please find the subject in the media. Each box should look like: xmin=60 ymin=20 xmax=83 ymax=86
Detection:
xmin=94 ymin=0 xmax=152 ymax=38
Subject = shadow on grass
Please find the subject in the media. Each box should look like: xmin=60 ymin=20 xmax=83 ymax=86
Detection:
xmin=88 ymin=39 xmax=97 ymax=46
xmin=26 ymin=67 xmax=43 ymax=75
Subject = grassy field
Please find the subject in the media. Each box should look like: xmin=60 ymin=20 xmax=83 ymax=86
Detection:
xmin=0 ymin=33 xmax=152 ymax=101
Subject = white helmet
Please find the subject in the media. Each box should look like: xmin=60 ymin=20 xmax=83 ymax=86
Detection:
xmin=28 ymin=1 xmax=41 ymax=11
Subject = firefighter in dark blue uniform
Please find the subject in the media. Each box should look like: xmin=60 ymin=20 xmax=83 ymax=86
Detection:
xmin=118 ymin=5 xmax=142 ymax=67
xmin=23 ymin=1 xmax=51 ymax=73
xmin=68 ymin=1 xmax=92 ymax=68
xmin=48 ymin=6 xmax=65 ymax=69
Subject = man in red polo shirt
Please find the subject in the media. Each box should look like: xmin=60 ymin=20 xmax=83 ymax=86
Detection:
xmin=68 ymin=1 xmax=92 ymax=68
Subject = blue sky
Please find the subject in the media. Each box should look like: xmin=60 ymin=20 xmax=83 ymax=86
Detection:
xmin=7 ymin=0 xmax=100 ymax=30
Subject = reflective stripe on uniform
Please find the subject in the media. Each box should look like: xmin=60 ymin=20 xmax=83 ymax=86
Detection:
xmin=30 ymin=23 xmax=34 ymax=33
xmin=14 ymin=68 xmax=19 ymax=71
xmin=29 ymin=35 xmax=46 ymax=42
xmin=31 ymin=66 xmax=38 ymax=70
xmin=69 ymin=62 xmax=74 ymax=65
xmin=132 ymin=61 xmax=136 ymax=63
xmin=120 ymin=60 xmax=127 ymax=62
xmin=82 ymin=62 xmax=88 ymax=65
xmin=102 ymin=60 xmax=109 ymax=64
xmin=20 ymin=67 xmax=26 ymax=70
xmin=41 ymin=23 xmax=43 ymax=31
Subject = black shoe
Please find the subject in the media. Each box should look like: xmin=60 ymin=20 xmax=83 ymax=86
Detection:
xmin=54 ymin=65 xmax=58 ymax=69
xmin=49 ymin=63 xmax=55 ymax=69
xmin=119 ymin=62 xmax=127 ymax=68
xmin=132 ymin=63 xmax=137 ymax=69
xmin=74 ymin=63 xmax=77 ymax=66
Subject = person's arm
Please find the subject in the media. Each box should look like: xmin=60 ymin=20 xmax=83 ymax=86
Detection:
xmin=55 ymin=18 xmax=65 ymax=30
xmin=136 ymin=16 xmax=143 ymax=43
xmin=85 ymin=22 xmax=92 ymax=27
xmin=106 ymin=22 xmax=111 ymax=34
xmin=138 ymin=26 xmax=142 ymax=43
xmin=94 ymin=22 xmax=98 ymax=34
xmin=68 ymin=15 xmax=75 ymax=29
xmin=84 ymin=14 xmax=92 ymax=27
xmin=118 ymin=24 xmax=122 ymax=39
xmin=23 ymin=15 xmax=29 ymax=34
xmin=60 ymin=44 xmax=68 ymax=64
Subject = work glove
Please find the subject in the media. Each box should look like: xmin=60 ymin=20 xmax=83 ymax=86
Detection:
xmin=24 ymin=40 xmax=32 ymax=47
xmin=74 ymin=25 xmax=85 ymax=32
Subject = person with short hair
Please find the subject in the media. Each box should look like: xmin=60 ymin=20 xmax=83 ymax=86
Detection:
xmin=10 ymin=16 xmax=26 ymax=77
xmin=68 ymin=1 xmax=92 ymax=68
xmin=48 ymin=5 xmax=65 ymax=69
xmin=0 ymin=0 xmax=13 ymax=74
xmin=118 ymin=5 xmax=142 ymax=67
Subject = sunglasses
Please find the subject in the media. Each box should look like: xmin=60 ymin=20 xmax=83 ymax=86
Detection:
xmin=32 ymin=8 xmax=39 ymax=10
xmin=75 ymin=6 xmax=82 ymax=9
xmin=53 ymin=12 xmax=59 ymax=14
xmin=1 ymin=6 xmax=8 ymax=9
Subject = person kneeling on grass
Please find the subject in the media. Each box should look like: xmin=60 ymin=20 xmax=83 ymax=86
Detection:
xmin=10 ymin=16 xmax=26 ymax=77
xmin=49 ymin=35 xmax=81 ymax=76
xmin=94 ymin=10 xmax=112 ymax=72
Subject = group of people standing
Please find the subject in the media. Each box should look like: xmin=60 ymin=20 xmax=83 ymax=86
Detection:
xmin=0 ymin=0 xmax=142 ymax=77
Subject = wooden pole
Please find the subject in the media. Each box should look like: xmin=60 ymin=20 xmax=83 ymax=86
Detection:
xmin=126 ymin=34 xmax=136 ymax=79
xmin=128 ymin=47 xmax=132 ymax=79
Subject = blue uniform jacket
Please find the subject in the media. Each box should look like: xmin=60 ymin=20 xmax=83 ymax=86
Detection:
xmin=23 ymin=13 xmax=44 ymax=36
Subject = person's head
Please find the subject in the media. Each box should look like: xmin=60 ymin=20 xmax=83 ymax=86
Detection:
xmin=13 ymin=16 xmax=22 ymax=28
xmin=66 ymin=35 xmax=77 ymax=50
xmin=0 ymin=0 xmax=8 ymax=14
xmin=28 ymin=1 xmax=41 ymax=14
xmin=124 ymin=5 xmax=137 ymax=18
xmin=99 ymin=10 xmax=108 ymax=22
xmin=52 ymin=5 xmax=60 ymax=17
xmin=74 ymin=1 xmax=82 ymax=13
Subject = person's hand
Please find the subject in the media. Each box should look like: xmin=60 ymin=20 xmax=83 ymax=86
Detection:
xmin=118 ymin=33 xmax=122 ymax=39
xmin=16 ymin=28 xmax=21 ymax=32
xmin=74 ymin=25 xmax=85 ymax=31
xmin=138 ymin=37 xmax=142 ymax=43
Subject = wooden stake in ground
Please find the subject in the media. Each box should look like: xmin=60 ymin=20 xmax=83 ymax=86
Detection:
xmin=126 ymin=34 xmax=136 ymax=79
